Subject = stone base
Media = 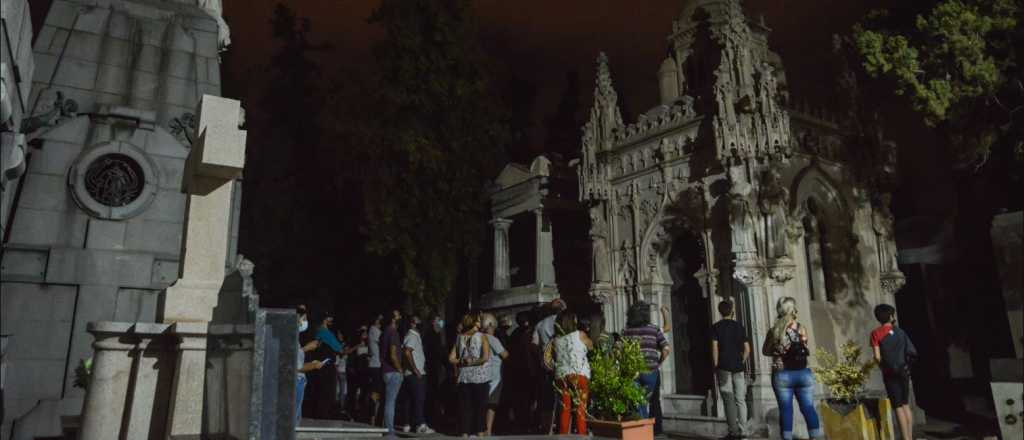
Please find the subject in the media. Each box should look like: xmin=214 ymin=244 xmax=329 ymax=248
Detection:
xmin=78 ymin=321 xmax=211 ymax=440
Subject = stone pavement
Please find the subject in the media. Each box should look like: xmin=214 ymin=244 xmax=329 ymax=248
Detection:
xmin=296 ymin=418 xmax=1000 ymax=440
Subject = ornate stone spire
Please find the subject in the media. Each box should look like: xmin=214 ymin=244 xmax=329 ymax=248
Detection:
xmin=578 ymin=52 xmax=624 ymax=202
xmin=669 ymin=0 xmax=791 ymax=162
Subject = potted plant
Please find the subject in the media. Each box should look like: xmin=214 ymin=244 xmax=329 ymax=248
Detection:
xmin=584 ymin=337 xmax=655 ymax=440
xmin=73 ymin=358 xmax=92 ymax=391
xmin=812 ymin=341 xmax=895 ymax=440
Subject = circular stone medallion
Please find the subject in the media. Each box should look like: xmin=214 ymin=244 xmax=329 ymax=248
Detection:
xmin=69 ymin=142 xmax=159 ymax=220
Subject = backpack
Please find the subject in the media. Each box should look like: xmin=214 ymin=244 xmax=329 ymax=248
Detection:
xmin=781 ymin=324 xmax=809 ymax=370
xmin=880 ymin=327 xmax=917 ymax=377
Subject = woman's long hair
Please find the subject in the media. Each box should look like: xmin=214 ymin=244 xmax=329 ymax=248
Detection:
xmin=770 ymin=297 xmax=799 ymax=350
xmin=556 ymin=311 xmax=577 ymax=337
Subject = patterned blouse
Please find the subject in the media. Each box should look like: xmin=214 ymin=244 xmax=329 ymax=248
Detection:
xmin=456 ymin=332 xmax=490 ymax=384
xmin=554 ymin=331 xmax=591 ymax=379
xmin=771 ymin=322 xmax=805 ymax=371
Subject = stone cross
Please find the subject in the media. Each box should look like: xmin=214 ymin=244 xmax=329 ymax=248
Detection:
xmin=159 ymin=94 xmax=247 ymax=323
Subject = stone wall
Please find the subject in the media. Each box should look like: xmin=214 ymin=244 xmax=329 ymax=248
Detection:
xmin=0 ymin=1 xmax=238 ymax=438
xmin=1 ymin=0 xmax=35 ymax=244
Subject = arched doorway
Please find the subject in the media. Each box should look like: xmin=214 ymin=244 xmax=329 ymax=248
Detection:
xmin=668 ymin=229 xmax=714 ymax=395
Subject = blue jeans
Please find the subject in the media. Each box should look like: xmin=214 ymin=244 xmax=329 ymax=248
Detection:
xmin=296 ymin=374 xmax=307 ymax=424
xmin=771 ymin=368 xmax=822 ymax=440
xmin=383 ymin=372 xmax=404 ymax=432
xmin=636 ymin=371 xmax=659 ymax=419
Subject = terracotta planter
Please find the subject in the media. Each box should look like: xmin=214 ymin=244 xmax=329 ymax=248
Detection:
xmin=588 ymin=418 xmax=655 ymax=440
xmin=819 ymin=398 xmax=895 ymax=440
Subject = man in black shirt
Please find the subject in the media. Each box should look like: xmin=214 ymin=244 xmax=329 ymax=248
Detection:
xmin=711 ymin=300 xmax=751 ymax=439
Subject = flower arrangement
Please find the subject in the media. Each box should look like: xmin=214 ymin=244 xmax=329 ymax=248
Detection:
xmin=585 ymin=337 xmax=649 ymax=421
xmin=811 ymin=341 xmax=876 ymax=403
xmin=73 ymin=358 xmax=92 ymax=390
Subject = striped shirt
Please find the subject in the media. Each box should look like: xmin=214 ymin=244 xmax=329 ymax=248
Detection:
xmin=623 ymin=324 xmax=669 ymax=371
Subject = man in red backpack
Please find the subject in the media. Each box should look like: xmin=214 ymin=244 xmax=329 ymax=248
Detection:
xmin=871 ymin=304 xmax=918 ymax=440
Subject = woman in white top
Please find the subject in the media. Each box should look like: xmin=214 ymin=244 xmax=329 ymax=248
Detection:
xmin=448 ymin=312 xmax=492 ymax=437
xmin=552 ymin=311 xmax=593 ymax=435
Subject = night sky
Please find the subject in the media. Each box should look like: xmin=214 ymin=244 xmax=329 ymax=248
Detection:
xmin=217 ymin=0 xmax=971 ymax=318
xmin=223 ymin=0 xmax=878 ymax=152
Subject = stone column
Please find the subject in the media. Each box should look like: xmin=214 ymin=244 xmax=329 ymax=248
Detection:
xmin=157 ymin=95 xmax=247 ymax=437
xmin=165 ymin=322 xmax=210 ymax=436
xmin=733 ymin=263 xmax=774 ymax=436
xmin=491 ymin=218 xmax=513 ymax=290
xmin=535 ymin=209 xmax=556 ymax=286
xmin=159 ymin=95 xmax=248 ymax=323
xmin=79 ymin=323 xmax=137 ymax=440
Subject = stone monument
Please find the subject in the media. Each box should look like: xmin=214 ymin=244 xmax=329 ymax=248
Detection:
xmin=78 ymin=95 xmax=247 ymax=439
xmin=574 ymin=1 xmax=906 ymax=436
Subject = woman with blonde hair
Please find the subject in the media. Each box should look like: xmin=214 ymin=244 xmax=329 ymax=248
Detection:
xmin=761 ymin=297 xmax=822 ymax=440
xmin=449 ymin=312 xmax=491 ymax=437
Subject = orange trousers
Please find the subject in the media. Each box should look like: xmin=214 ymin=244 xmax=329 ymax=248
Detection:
xmin=558 ymin=374 xmax=590 ymax=434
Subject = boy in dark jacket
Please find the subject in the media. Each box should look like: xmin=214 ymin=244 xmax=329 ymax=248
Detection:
xmin=870 ymin=304 xmax=917 ymax=440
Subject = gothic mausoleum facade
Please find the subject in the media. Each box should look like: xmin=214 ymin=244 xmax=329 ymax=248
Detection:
xmin=575 ymin=0 xmax=906 ymax=436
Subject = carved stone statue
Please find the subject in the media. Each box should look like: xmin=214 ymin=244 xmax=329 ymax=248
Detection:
xmin=590 ymin=205 xmax=611 ymax=283
xmin=759 ymin=169 xmax=790 ymax=259
xmin=872 ymin=194 xmax=898 ymax=273
xmin=728 ymin=168 xmax=758 ymax=259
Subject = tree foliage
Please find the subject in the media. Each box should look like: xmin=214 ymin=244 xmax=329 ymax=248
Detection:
xmin=360 ymin=0 xmax=510 ymax=309
xmin=851 ymin=0 xmax=1020 ymax=166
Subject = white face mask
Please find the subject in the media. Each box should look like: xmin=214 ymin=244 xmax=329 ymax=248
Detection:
xmin=299 ymin=316 xmax=309 ymax=333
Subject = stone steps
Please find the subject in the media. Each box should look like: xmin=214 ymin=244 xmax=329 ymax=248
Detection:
xmin=663 ymin=414 xmax=729 ymax=439
xmin=662 ymin=394 xmax=711 ymax=416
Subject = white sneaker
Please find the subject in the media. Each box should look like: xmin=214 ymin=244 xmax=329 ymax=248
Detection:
xmin=400 ymin=425 xmax=411 ymax=433
xmin=416 ymin=424 xmax=435 ymax=434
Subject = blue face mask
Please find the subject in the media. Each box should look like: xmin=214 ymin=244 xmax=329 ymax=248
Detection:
xmin=299 ymin=316 xmax=309 ymax=333
xmin=435 ymin=319 xmax=444 ymax=329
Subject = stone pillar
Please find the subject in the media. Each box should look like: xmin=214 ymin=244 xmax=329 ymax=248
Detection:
xmin=79 ymin=323 xmax=137 ymax=440
xmin=157 ymin=95 xmax=247 ymax=437
xmin=491 ymin=218 xmax=513 ymax=290
xmin=535 ymin=209 xmax=557 ymax=286
xmin=165 ymin=323 xmax=209 ymax=436
xmin=159 ymin=95 xmax=248 ymax=323
xmin=733 ymin=263 xmax=774 ymax=436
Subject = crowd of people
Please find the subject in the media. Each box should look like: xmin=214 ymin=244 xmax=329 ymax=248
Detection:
xmin=292 ymin=295 xmax=917 ymax=440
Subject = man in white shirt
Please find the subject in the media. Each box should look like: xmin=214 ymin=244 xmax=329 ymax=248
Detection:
xmin=400 ymin=316 xmax=435 ymax=434
xmin=482 ymin=313 xmax=509 ymax=436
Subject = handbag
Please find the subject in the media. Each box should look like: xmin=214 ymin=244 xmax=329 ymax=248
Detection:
xmin=542 ymin=340 xmax=555 ymax=371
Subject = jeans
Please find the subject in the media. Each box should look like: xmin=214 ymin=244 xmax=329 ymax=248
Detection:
xmin=557 ymin=374 xmax=590 ymax=434
xmin=771 ymin=368 xmax=822 ymax=440
xmin=716 ymin=369 xmax=748 ymax=436
xmin=401 ymin=374 xmax=428 ymax=427
xmin=457 ymin=382 xmax=490 ymax=435
xmin=383 ymin=372 xmax=404 ymax=432
xmin=337 ymin=372 xmax=348 ymax=410
xmin=636 ymin=371 xmax=659 ymax=419
xmin=296 ymin=374 xmax=307 ymax=424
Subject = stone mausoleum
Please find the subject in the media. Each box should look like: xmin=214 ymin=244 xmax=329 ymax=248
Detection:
xmin=1 ymin=1 xmax=240 ymax=438
xmin=573 ymin=0 xmax=906 ymax=436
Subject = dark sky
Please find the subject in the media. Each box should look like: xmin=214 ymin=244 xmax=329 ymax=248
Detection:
xmin=221 ymin=0 xmax=950 ymax=219
xmin=222 ymin=0 xmax=874 ymax=148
